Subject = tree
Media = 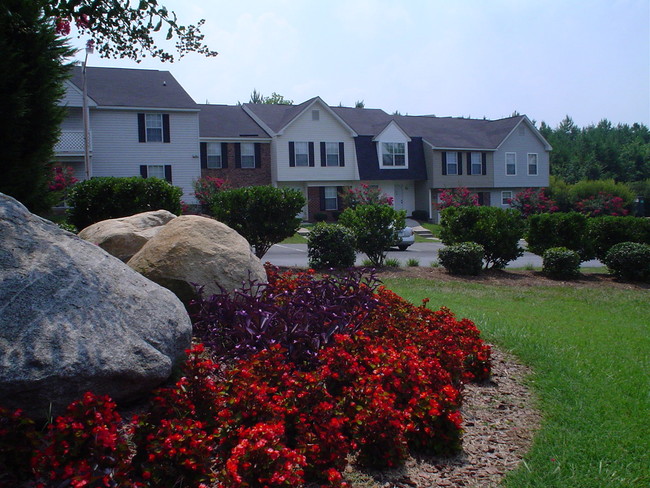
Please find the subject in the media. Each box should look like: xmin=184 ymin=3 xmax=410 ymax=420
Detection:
xmin=247 ymin=90 xmax=293 ymax=105
xmin=43 ymin=0 xmax=217 ymax=62
xmin=355 ymin=100 xmax=365 ymax=109
xmin=0 ymin=1 xmax=74 ymax=213
xmin=210 ymin=186 xmax=305 ymax=258
xmin=339 ymin=204 xmax=406 ymax=267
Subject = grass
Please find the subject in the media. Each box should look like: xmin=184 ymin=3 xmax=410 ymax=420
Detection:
xmin=382 ymin=278 xmax=649 ymax=488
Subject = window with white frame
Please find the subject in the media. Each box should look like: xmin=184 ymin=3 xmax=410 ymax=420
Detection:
xmin=527 ymin=153 xmax=538 ymax=176
xmin=324 ymin=186 xmax=338 ymax=210
xmin=325 ymin=142 xmax=340 ymax=166
xmin=241 ymin=143 xmax=255 ymax=168
xmin=207 ymin=143 xmax=222 ymax=168
xmin=446 ymin=152 xmax=458 ymax=175
xmin=147 ymin=165 xmax=165 ymax=179
xmin=381 ymin=142 xmax=406 ymax=166
xmin=145 ymin=114 xmax=163 ymax=142
xmin=505 ymin=152 xmax=517 ymax=175
xmin=471 ymin=152 xmax=482 ymax=175
xmin=501 ymin=191 xmax=513 ymax=206
xmin=294 ymin=142 xmax=309 ymax=166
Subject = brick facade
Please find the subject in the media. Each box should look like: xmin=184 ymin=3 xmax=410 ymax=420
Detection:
xmin=201 ymin=142 xmax=272 ymax=188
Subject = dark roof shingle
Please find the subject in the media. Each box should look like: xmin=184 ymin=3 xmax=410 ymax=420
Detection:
xmin=198 ymin=104 xmax=270 ymax=138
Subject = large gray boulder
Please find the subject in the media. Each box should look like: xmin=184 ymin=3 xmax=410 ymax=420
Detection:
xmin=78 ymin=210 xmax=177 ymax=262
xmin=0 ymin=193 xmax=192 ymax=419
xmin=128 ymin=215 xmax=267 ymax=304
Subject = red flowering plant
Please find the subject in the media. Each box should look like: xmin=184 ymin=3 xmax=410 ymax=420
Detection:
xmin=31 ymin=392 xmax=132 ymax=488
xmin=48 ymin=165 xmax=79 ymax=205
xmin=192 ymin=176 xmax=228 ymax=214
xmin=508 ymin=188 xmax=558 ymax=217
xmin=574 ymin=192 xmax=629 ymax=217
xmin=436 ymin=187 xmax=479 ymax=210
xmin=340 ymin=183 xmax=394 ymax=208
xmin=0 ymin=407 xmax=39 ymax=485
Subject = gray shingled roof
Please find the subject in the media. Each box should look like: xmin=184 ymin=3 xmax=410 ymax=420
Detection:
xmin=198 ymin=104 xmax=270 ymax=138
xmin=242 ymin=98 xmax=318 ymax=133
xmin=69 ymin=66 xmax=197 ymax=109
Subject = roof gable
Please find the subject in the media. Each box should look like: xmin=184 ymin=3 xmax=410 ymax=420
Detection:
xmin=372 ymin=120 xmax=412 ymax=142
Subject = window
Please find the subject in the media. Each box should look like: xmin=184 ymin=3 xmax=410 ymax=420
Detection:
xmin=325 ymin=142 xmax=340 ymax=166
xmin=147 ymin=165 xmax=165 ymax=179
xmin=145 ymin=114 xmax=163 ymax=142
xmin=324 ymin=186 xmax=338 ymax=210
xmin=241 ymin=143 xmax=255 ymax=168
xmin=207 ymin=143 xmax=222 ymax=169
xmin=382 ymin=142 xmax=406 ymax=166
xmin=505 ymin=152 xmax=517 ymax=175
xmin=528 ymin=153 xmax=538 ymax=176
xmin=502 ymin=191 xmax=513 ymax=206
xmin=446 ymin=152 xmax=458 ymax=175
xmin=294 ymin=142 xmax=309 ymax=166
xmin=471 ymin=152 xmax=482 ymax=175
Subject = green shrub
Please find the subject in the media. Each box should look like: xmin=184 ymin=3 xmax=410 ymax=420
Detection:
xmin=307 ymin=223 xmax=356 ymax=269
xmin=411 ymin=209 xmax=429 ymax=221
xmin=313 ymin=212 xmax=327 ymax=222
xmin=542 ymin=247 xmax=581 ymax=279
xmin=440 ymin=206 xmax=524 ymax=269
xmin=339 ymin=204 xmax=406 ymax=267
xmin=587 ymin=216 xmax=650 ymax=260
xmin=569 ymin=179 xmax=635 ymax=208
xmin=526 ymin=212 xmax=593 ymax=261
xmin=384 ymin=258 xmax=400 ymax=268
xmin=211 ymin=186 xmax=305 ymax=258
xmin=438 ymin=242 xmax=484 ymax=275
xmin=603 ymin=242 xmax=650 ymax=282
xmin=406 ymin=258 xmax=420 ymax=267
xmin=67 ymin=176 xmax=182 ymax=230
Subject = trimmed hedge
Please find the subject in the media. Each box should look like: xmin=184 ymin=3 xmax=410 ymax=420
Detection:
xmin=603 ymin=242 xmax=650 ymax=282
xmin=588 ymin=216 xmax=650 ymax=261
xmin=307 ymin=223 xmax=356 ymax=269
xmin=542 ymin=247 xmax=581 ymax=279
xmin=526 ymin=212 xmax=593 ymax=261
xmin=438 ymin=242 xmax=484 ymax=275
xmin=67 ymin=176 xmax=182 ymax=230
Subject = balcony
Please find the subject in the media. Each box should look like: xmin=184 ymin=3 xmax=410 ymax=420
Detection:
xmin=54 ymin=130 xmax=92 ymax=156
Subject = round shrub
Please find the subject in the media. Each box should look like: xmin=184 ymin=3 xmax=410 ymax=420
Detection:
xmin=438 ymin=242 xmax=484 ymax=275
xmin=603 ymin=242 xmax=650 ymax=282
xmin=307 ymin=223 xmax=356 ymax=269
xmin=542 ymin=247 xmax=581 ymax=279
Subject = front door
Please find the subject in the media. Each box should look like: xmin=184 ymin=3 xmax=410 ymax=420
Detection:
xmin=394 ymin=184 xmax=404 ymax=211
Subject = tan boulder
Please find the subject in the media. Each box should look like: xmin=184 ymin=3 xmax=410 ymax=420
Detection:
xmin=78 ymin=210 xmax=177 ymax=262
xmin=127 ymin=215 xmax=266 ymax=304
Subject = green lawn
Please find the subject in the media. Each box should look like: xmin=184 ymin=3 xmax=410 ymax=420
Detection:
xmin=383 ymin=278 xmax=649 ymax=488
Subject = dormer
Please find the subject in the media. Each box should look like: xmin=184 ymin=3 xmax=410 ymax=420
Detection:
xmin=373 ymin=120 xmax=412 ymax=169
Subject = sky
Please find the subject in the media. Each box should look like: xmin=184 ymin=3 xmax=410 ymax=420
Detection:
xmin=68 ymin=0 xmax=650 ymax=128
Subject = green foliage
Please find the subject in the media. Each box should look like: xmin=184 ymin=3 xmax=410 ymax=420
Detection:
xmin=67 ymin=176 xmax=182 ymax=229
xmin=440 ymin=206 xmax=524 ymax=269
xmin=307 ymin=223 xmax=356 ymax=269
xmin=406 ymin=258 xmax=420 ymax=267
xmin=313 ymin=212 xmax=328 ymax=222
xmin=526 ymin=212 xmax=593 ymax=261
xmin=569 ymin=179 xmax=635 ymax=207
xmin=587 ymin=216 xmax=650 ymax=260
xmin=542 ymin=247 xmax=581 ymax=279
xmin=384 ymin=258 xmax=400 ymax=268
xmin=411 ymin=209 xmax=429 ymax=221
xmin=339 ymin=204 xmax=406 ymax=267
xmin=603 ymin=242 xmax=650 ymax=282
xmin=248 ymin=89 xmax=293 ymax=105
xmin=628 ymin=178 xmax=650 ymax=216
xmin=438 ymin=242 xmax=484 ymax=275
xmin=0 ymin=1 xmax=74 ymax=214
xmin=211 ymin=186 xmax=305 ymax=258
xmin=547 ymin=175 xmax=574 ymax=212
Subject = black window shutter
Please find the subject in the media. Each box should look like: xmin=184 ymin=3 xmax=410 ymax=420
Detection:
xmin=339 ymin=142 xmax=345 ymax=166
xmin=221 ymin=143 xmax=229 ymax=168
xmin=289 ymin=142 xmax=295 ymax=167
xmin=235 ymin=143 xmax=241 ymax=168
xmin=137 ymin=113 xmax=146 ymax=142
xmin=308 ymin=142 xmax=315 ymax=167
xmin=442 ymin=152 xmax=447 ymax=175
xmin=457 ymin=152 xmax=463 ymax=175
xmin=200 ymin=142 xmax=207 ymax=169
xmin=140 ymin=165 xmax=147 ymax=177
xmin=319 ymin=187 xmax=326 ymax=210
xmin=467 ymin=152 xmax=472 ymax=175
xmin=320 ymin=142 xmax=326 ymax=167
xmin=162 ymin=114 xmax=170 ymax=143
xmin=254 ymin=143 xmax=261 ymax=168
xmin=482 ymin=152 xmax=487 ymax=175
xmin=164 ymin=165 xmax=172 ymax=183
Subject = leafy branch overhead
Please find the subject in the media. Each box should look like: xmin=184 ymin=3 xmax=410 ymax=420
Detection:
xmin=44 ymin=0 xmax=218 ymax=62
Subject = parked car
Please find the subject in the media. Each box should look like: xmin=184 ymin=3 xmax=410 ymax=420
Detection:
xmin=395 ymin=226 xmax=415 ymax=251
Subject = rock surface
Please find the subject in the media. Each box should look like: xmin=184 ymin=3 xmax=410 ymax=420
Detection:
xmin=78 ymin=210 xmax=176 ymax=262
xmin=0 ymin=193 xmax=192 ymax=419
xmin=127 ymin=215 xmax=266 ymax=304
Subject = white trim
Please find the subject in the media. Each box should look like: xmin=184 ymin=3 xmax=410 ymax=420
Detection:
xmin=241 ymin=104 xmax=277 ymax=136
xmin=372 ymin=120 xmax=412 ymax=143
xmin=95 ymin=106 xmax=199 ymax=112
xmin=470 ymin=152 xmax=482 ymax=175
xmin=505 ymin=152 xmax=517 ymax=176
xmin=527 ymin=153 xmax=539 ymax=176
xmin=62 ymin=80 xmax=98 ymax=107
xmin=446 ymin=151 xmax=458 ymax=175
xmin=501 ymin=191 xmax=513 ymax=206
xmin=206 ymin=142 xmax=222 ymax=169
xmin=240 ymin=142 xmax=256 ymax=168
xmin=379 ymin=141 xmax=408 ymax=169
xmin=423 ymin=140 xmax=494 ymax=151
xmin=496 ymin=116 xmax=553 ymax=151
xmin=200 ymin=137 xmax=272 ymax=143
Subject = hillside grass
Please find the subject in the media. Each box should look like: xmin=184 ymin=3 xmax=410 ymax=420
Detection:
xmin=383 ymin=278 xmax=649 ymax=488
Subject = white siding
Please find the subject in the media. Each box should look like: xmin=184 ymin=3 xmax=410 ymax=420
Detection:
xmin=60 ymin=108 xmax=83 ymax=130
xmin=493 ymin=122 xmax=550 ymax=188
xmin=59 ymin=81 xmax=85 ymax=108
xmin=358 ymin=180 xmax=417 ymax=216
xmin=374 ymin=123 xmax=411 ymax=170
xmin=275 ymin=101 xmax=358 ymax=182
xmin=89 ymin=109 xmax=201 ymax=203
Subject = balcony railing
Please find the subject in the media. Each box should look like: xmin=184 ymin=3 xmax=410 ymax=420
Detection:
xmin=55 ymin=130 xmax=92 ymax=155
